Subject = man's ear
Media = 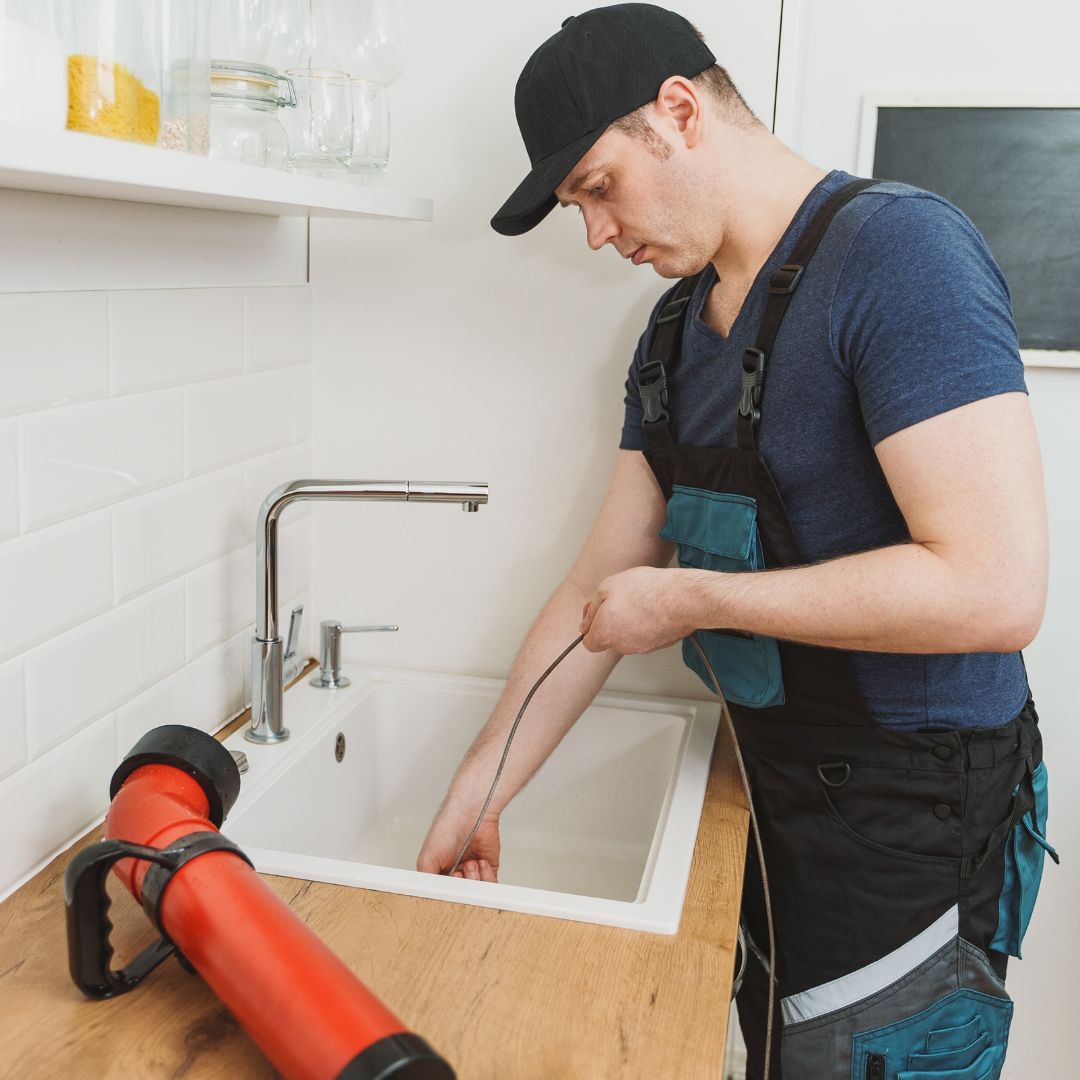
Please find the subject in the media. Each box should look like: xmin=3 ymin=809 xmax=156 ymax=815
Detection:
xmin=655 ymin=76 xmax=703 ymax=148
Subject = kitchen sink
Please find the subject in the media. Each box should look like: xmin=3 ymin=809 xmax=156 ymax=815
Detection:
xmin=221 ymin=665 xmax=720 ymax=933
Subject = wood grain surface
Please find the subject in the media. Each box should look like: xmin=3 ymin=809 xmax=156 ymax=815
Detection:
xmin=0 ymin=673 xmax=749 ymax=1080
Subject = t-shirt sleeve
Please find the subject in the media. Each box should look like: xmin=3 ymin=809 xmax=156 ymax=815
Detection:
xmin=832 ymin=193 xmax=1027 ymax=447
xmin=619 ymin=285 xmax=681 ymax=451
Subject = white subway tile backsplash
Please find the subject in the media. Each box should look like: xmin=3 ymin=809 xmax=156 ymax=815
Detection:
xmin=245 ymin=287 xmax=313 ymax=371
xmin=0 ymin=713 xmax=115 ymax=902
xmin=0 ymin=659 xmax=26 ymax=782
xmin=111 ymin=289 xmax=245 ymax=394
xmin=21 ymin=389 xmax=184 ymax=529
xmin=186 ymin=543 xmax=254 ymax=657
xmin=1 ymin=260 xmax=314 ymax=902
xmin=117 ymin=634 xmax=245 ymax=752
xmin=185 ymin=370 xmax=293 ymax=476
xmin=115 ymin=468 xmax=246 ymax=600
xmin=242 ymin=442 xmax=313 ymax=531
xmin=26 ymin=583 xmax=185 ymax=757
xmin=293 ymin=366 xmax=313 ymax=442
xmin=0 ymin=293 xmax=109 ymax=417
xmin=0 ymin=512 xmax=113 ymax=662
xmin=0 ymin=420 xmax=18 ymax=539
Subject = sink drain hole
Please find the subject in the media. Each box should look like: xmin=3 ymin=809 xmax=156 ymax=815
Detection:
xmin=335 ymin=733 xmax=346 ymax=762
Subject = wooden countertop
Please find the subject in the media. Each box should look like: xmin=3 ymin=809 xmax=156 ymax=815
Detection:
xmin=0 ymin=673 xmax=749 ymax=1080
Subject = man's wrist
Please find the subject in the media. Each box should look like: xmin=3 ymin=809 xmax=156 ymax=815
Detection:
xmin=671 ymin=567 xmax=734 ymax=636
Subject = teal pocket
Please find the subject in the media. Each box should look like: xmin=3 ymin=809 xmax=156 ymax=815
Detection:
xmin=659 ymin=485 xmax=785 ymax=708
xmin=850 ymin=988 xmax=1012 ymax=1080
xmin=991 ymin=760 xmax=1058 ymax=959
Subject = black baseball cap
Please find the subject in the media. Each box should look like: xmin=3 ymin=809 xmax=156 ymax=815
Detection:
xmin=491 ymin=4 xmax=715 ymax=236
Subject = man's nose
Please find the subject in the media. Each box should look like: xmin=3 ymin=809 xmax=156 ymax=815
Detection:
xmin=584 ymin=207 xmax=618 ymax=251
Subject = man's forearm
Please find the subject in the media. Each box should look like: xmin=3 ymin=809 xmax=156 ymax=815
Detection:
xmin=445 ymin=579 xmax=620 ymax=816
xmin=678 ymin=541 xmax=1040 ymax=654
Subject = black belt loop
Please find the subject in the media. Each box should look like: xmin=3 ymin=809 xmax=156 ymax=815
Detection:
xmin=767 ymin=263 xmax=805 ymax=294
xmin=961 ymin=759 xmax=1037 ymax=880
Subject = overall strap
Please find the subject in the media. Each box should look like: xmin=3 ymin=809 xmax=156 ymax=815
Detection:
xmin=637 ymin=271 xmax=704 ymax=448
xmin=738 ymin=177 xmax=879 ymax=451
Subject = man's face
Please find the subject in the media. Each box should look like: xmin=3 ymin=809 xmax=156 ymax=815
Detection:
xmin=553 ymin=123 xmax=716 ymax=279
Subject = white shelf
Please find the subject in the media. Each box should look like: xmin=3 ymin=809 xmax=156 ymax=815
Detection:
xmin=0 ymin=124 xmax=433 ymax=220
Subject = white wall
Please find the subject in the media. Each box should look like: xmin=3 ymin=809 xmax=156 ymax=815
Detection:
xmin=310 ymin=0 xmax=781 ymax=698
xmin=0 ymin=196 xmax=314 ymax=901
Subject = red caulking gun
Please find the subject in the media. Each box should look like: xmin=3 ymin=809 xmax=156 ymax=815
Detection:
xmin=64 ymin=724 xmax=455 ymax=1080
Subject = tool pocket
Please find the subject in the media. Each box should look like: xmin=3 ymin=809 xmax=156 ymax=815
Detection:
xmin=779 ymin=930 xmax=1013 ymax=1080
xmin=852 ymin=987 xmax=1013 ymax=1079
xmin=659 ymin=485 xmax=784 ymax=707
xmin=990 ymin=760 xmax=1058 ymax=959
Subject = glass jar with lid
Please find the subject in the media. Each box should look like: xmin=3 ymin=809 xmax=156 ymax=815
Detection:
xmin=209 ymin=61 xmax=295 ymax=170
xmin=57 ymin=0 xmax=163 ymax=145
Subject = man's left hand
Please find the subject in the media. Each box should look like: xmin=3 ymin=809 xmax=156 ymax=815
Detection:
xmin=579 ymin=567 xmax=697 ymax=654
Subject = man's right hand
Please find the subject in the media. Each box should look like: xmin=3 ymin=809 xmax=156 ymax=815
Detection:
xmin=416 ymin=807 xmax=500 ymax=882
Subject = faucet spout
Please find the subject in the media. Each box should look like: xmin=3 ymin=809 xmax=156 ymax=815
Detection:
xmin=246 ymin=479 xmax=487 ymax=745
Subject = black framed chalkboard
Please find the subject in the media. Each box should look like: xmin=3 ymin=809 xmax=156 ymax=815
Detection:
xmin=871 ymin=106 xmax=1080 ymax=351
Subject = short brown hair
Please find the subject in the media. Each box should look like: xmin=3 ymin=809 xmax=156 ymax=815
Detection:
xmin=692 ymin=64 xmax=763 ymax=127
xmin=611 ymin=63 xmax=764 ymax=150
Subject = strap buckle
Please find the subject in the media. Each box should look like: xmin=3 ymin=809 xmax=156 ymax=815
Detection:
xmin=768 ymin=263 xmax=804 ymax=295
xmin=638 ymin=359 xmax=669 ymax=424
xmin=655 ymin=295 xmax=690 ymax=325
xmin=738 ymin=348 xmax=765 ymax=426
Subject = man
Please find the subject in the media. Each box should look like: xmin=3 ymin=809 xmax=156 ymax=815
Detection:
xmin=418 ymin=6 xmax=1055 ymax=1077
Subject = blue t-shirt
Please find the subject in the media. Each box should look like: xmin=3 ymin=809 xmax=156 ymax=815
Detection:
xmin=620 ymin=169 xmax=1029 ymax=732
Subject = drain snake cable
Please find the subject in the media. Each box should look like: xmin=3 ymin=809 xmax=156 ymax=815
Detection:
xmin=446 ymin=631 xmax=776 ymax=1080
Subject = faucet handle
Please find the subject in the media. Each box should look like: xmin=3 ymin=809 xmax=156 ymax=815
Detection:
xmin=310 ymin=620 xmax=399 ymax=689
xmin=284 ymin=605 xmax=304 ymax=659
xmin=281 ymin=605 xmax=306 ymax=686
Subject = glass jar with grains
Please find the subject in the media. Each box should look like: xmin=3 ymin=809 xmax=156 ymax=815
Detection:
xmin=57 ymin=0 xmax=162 ymax=145
xmin=160 ymin=0 xmax=212 ymax=154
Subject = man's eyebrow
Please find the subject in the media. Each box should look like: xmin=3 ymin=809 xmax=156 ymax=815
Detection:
xmin=557 ymin=165 xmax=609 ymax=207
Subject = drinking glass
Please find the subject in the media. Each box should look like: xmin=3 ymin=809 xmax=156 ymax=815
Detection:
xmin=281 ymin=67 xmax=352 ymax=175
xmin=315 ymin=0 xmax=406 ymax=84
xmin=346 ymin=79 xmax=389 ymax=184
xmin=212 ymin=0 xmax=310 ymax=71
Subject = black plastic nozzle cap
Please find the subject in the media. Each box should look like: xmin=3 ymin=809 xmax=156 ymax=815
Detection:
xmin=110 ymin=725 xmax=242 ymax=827
xmin=337 ymin=1033 xmax=456 ymax=1080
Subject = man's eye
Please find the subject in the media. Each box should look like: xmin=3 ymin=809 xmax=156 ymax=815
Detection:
xmin=589 ymin=183 xmax=606 ymax=197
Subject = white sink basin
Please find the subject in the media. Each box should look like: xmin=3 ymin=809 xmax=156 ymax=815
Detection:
xmin=221 ymin=665 xmax=720 ymax=934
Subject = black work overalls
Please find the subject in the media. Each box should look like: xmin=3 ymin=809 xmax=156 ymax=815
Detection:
xmin=637 ymin=179 xmax=1056 ymax=1079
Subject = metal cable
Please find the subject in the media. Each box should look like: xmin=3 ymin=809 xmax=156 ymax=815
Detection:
xmin=447 ymin=634 xmax=585 ymax=877
xmin=447 ymin=630 xmax=776 ymax=1078
xmin=689 ymin=633 xmax=776 ymax=1080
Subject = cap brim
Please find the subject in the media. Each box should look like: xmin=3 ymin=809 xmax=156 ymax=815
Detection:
xmin=490 ymin=125 xmax=608 ymax=236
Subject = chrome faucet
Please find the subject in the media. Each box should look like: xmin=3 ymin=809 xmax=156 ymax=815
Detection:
xmin=246 ymin=479 xmax=488 ymax=745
